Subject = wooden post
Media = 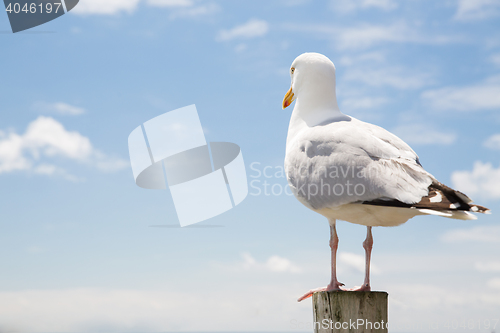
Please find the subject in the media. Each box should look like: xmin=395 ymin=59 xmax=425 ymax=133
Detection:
xmin=312 ymin=291 xmax=388 ymax=333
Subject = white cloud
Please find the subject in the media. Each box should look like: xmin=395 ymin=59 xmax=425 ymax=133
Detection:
xmin=487 ymin=277 xmax=500 ymax=289
xmin=338 ymin=252 xmax=380 ymax=274
xmin=330 ymin=0 xmax=398 ymax=13
xmin=490 ymin=53 xmax=500 ymax=67
xmin=483 ymin=133 xmax=500 ymax=150
xmin=241 ymin=252 xmax=257 ymax=269
xmin=72 ymin=0 xmax=140 ymax=15
xmin=234 ymin=43 xmax=248 ymax=53
xmin=284 ymin=22 xmax=462 ymax=50
xmin=422 ymin=79 xmax=500 ymax=111
xmin=0 ymin=116 xmax=128 ymax=179
xmin=455 ymin=0 xmax=500 ymax=21
xmin=0 ymin=286 xmax=311 ymax=332
xmin=337 ymin=51 xmax=432 ymax=91
xmin=26 ymin=245 xmax=45 ymax=254
xmin=168 ymin=3 xmax=219 ymax=20
xmin=266 ymin=255 xmax=301 ymax=273
xmin=24 ymin=116 xmax=93 ymax=160
xmin=34 ymin=101 xmax=86 ymax=116
xmin=371 ymin=253 xmax=500 ymax=326
xmin=241 ymin=252 xmax=301 ymax=273
xmin=0 ymin=132 xmax=31 ymax=173
xmin=387 ymin=282 xmax=500 ymax=321
xmin=338 ymin=51 xmax=386 ymax=67
xmin=34 ymin=163 xmax=83 ymax=182
xmin=34 ymin=163 xmax=61 ymax=175
xmin=71 ymin=0 xmax=216 ymax=16
xmin=216 ymin=19 xmax=269 ymax=42
xmin=281 ymin=0 xmax=311 ymax=6
xmin=344 ymin=66 xmax=432 ymax=89
xmin=0 ymin=281 xmax=497 ymax=332
xmin=391 ymin=124 xmax=457 ymax=145
xmin=93 ymin=152 xmax=130 ymax=172
xmin=475 ymin=261 xmax=500 ymax=272
xmin=334 ymin=23 xmax=412 ymax=49
xmin=0 ymin=251 xmax=498 ymax=332
xmin=146 ymin=0 xmax=193 ymax=7
xmin=341 ymin=97 xmax=388 ymax=110
xmin=441 ymin=225 xmax=500 ymax=243
xmin=451 ymin=161 xmax=500 ymax=199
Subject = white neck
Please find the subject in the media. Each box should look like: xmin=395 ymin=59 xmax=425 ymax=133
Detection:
xmin=286 ymin=87 xmax=349 ymax=148
xmin=294 ymin=98 xmax=343 ymax=126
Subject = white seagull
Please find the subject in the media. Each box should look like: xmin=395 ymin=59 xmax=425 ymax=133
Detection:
xmin=282 ymin=52 xmax=490 ymax=302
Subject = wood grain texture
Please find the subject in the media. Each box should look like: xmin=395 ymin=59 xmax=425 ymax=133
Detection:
xmin=312 ymin=291 xmax=388 ymax=333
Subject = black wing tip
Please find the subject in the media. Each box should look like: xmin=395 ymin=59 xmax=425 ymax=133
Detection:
xmin=361 ymin=181 xmax=491 ymax=215
xmin=469 ymin=204 xmax=491 ymax=214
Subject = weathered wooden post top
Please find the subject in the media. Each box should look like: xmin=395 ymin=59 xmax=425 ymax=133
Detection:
xmin=312 ymin=291 xmax=388 ymax=333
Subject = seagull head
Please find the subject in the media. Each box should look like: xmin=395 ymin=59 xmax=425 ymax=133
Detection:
xmin=282 ymin=52 xmax=339 ymax=114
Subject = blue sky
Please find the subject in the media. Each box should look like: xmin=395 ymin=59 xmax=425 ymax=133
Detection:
xmin=1 ymin=0 xmax=500 ymax=331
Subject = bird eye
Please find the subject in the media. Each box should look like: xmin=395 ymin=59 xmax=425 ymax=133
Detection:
xmin=291 ymin=67 xmax=295 ymax=74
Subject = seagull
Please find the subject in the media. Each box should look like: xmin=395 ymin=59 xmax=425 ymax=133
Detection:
xmin=282 ymin=52 xmax=491 ymax=302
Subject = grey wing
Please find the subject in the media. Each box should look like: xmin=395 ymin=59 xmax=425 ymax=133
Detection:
xmin=285 ymin=119 xmax=434 ymax=210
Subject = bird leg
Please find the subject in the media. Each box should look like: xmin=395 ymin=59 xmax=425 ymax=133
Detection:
xmin=298 ymin=221 xmax=344 ymax=302
xmin=327 ymin=222 xmax=345 ymax=291
xmin=353 ymin=226 xmax=373 ymax=291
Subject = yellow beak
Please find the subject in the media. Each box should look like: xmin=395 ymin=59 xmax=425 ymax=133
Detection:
xmin=282 ymin=87 xmax=295 ymax=109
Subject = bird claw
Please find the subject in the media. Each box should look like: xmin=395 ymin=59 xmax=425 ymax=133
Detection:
xmin=297 ymin=283 xmax=346 ymax=302
xmin=347 ymin=283 xmax=371 ymax=292
xmin=297 ymin=288 xmax=325 ymax=302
